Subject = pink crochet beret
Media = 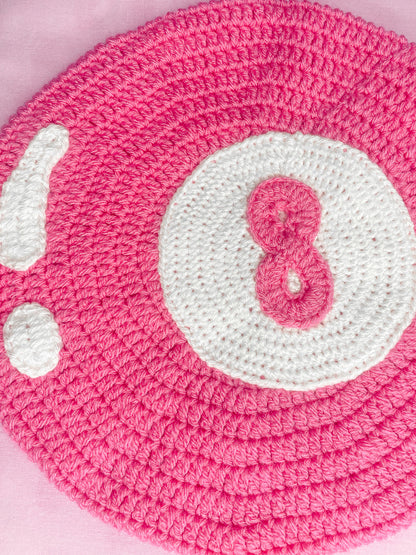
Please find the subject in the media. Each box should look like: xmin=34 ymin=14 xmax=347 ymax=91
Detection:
xmin=1 ymin=0 xmax=416 ymax=553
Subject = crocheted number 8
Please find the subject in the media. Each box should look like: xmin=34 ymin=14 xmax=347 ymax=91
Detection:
xmin=247 ymin=177 xmax=334 ymax=329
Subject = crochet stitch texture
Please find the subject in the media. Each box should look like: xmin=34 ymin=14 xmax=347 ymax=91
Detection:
xmin=1 ymin=0 xmax=416 ymax=553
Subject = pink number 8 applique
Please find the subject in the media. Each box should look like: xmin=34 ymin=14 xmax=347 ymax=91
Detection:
xmin=247 ymin=177 xmax=334 ymax=329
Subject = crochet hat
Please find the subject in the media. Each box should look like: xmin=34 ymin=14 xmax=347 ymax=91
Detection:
xmin=1 ymin=0 xmax=416 ymax=553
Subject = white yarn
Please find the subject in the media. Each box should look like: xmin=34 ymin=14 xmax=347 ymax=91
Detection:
xmin=0 ymin=124 xmax=69 ymax=271
xmin=287 ymin=269 xmax=302 ymax=294
xmin=159 ymin=132 xmax=416 ymax=390
xmin=3 ymin=303 xmax=62 ymax=378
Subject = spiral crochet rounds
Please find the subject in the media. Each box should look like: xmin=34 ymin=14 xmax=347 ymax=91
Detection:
xmin=2 ymin=0 xmax=416 ymax=553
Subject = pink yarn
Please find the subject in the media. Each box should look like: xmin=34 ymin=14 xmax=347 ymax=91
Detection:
xmin=1 ymin=0 xmax=416 ymax=554
xmin=247 ymin=177 xmax=334 ymax=329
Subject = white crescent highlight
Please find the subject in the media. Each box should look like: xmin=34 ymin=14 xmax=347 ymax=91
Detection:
xmin=0 ymin=124 xmax=69 ymax=271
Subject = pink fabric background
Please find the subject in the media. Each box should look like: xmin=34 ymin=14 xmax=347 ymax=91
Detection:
xmin=1 ymin=1 xmax=416 ymax=553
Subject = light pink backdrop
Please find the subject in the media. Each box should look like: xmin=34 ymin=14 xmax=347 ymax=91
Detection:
xmin=1 ymin=1 xmax=416 ymax=554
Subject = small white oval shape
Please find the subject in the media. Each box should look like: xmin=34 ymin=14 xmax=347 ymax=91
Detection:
xmin=3 ymin=303 xmax=62 ymax=378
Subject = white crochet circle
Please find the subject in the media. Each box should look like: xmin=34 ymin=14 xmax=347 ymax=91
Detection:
xmin=159 ymin=132 xmax=416 ymax=390
xmin=3 ymin=303 xmax=62 ymax=378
